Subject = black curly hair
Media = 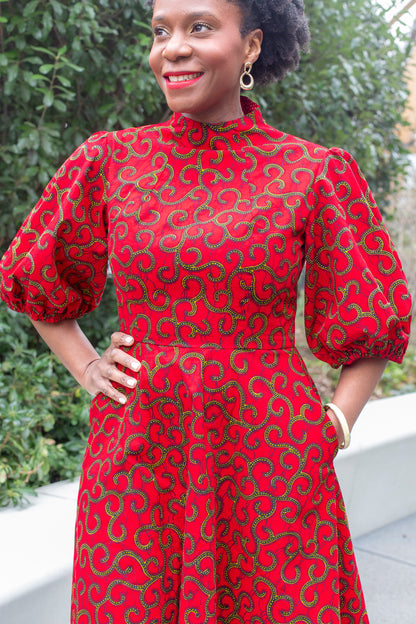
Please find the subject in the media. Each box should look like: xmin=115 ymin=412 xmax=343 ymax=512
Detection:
xmin=231 ymin=0 xmax=310 ymax=85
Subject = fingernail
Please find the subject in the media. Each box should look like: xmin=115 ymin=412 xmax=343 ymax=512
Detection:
xmin=119 ymin=396 xmax=127 ymax=404
xmin=127 ymin=378 xmax=136 ymax=387
xmin=125 ymin=336 xmax=134 ymax=344
xmin=131 ymin=360 xmax=141 ymax=371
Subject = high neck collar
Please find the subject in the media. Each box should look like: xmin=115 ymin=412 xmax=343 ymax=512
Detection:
xmin=169 ymin=97 xmax=264 ymax=148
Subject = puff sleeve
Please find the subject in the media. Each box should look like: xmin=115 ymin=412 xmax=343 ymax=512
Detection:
xmin=304 ymin=147 xmax=412 ymax=368
xmin=0 ymin=132 xmax=109 ymax=322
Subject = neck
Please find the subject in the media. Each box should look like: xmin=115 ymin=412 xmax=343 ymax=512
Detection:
xmin=181 ymin=102 xmax=244 ymax=124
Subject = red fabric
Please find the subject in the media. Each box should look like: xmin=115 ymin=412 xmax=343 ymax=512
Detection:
xmin=0 ymin=97 xmax=412 ymax=623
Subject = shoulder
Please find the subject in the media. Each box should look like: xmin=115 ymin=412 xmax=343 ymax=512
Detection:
xmin=88 ymin=121 xmax=175 ymax=162
xmin=256 ymin=119 xmax=343 ymax=169
xmin=265 ymin=126 xmax=363 ymax=187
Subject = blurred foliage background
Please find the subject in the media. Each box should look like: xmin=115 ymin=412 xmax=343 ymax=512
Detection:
xmin=0 ymin=0 xmax=414 ymax=505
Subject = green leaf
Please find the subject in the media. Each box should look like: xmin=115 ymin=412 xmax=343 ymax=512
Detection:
xmin=56 ymin=75 xmax=71 ymax=87
xmin=27 ymin=73 xmax=49 ymax=84
xmin=53 ymin=98 xmax=67 ymax=112
xmin=6 ymin=64 xmax=18 ymax=82
xmin=42 ymin=11 xmax=53 ymax=35
xmin=23 ymin=0 xmax=40 ymax=17
xmin=31 ymin=46 xmax=57 ymax=58
xmin=50 ymin=0 xmax=63 ymax=17
xmin=39 ymin=63 xmax=55 ymax=75
xmin=43 ymin=90 xmax=54 ymax=107
xmin=61 ymin=57 xmax=84 ymax=72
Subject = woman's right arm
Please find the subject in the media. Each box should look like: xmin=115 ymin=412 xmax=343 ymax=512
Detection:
xmin=30 ymin=319 xmax=140 ymax=405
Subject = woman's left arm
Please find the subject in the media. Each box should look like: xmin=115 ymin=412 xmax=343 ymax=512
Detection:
xmin=326 ymin=357 xmax=389 ymax=447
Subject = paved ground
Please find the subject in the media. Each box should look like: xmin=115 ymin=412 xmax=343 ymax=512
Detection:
xmin=354 ymin=513 xmax=416 ymax=623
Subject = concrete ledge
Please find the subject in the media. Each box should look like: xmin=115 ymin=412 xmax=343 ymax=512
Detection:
xmin=0 ymin=393 xmax=415 ymax=623
xmin=0 ymin=480 xmax=78 ymax=624
xmin=334 ymin=392 xmax=416 ymax=538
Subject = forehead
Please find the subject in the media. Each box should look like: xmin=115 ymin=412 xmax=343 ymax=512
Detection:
xmin=152 ymin=0 xmax=241 ymax=21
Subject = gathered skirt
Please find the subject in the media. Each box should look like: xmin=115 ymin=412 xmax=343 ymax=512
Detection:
xmin=71 ymin=343 xmax=368 ymax=624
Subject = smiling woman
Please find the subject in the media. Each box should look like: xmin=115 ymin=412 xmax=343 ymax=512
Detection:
xmin=0 ymin=0 xmax=412 ymax=623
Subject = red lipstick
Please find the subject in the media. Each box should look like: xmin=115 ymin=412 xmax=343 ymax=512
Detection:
xmin=164 ymin=71 xmax=203 ymax=89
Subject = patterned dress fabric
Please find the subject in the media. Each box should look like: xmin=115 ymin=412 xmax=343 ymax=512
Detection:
xmin=0 ymin=98 xmax=412 ymax=624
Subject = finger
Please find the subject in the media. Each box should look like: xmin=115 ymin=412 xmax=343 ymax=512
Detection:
xmin=110 ymin=332 xmax=135 ymax=348
xmin=111 ymin=347 xmax=141 ymax=372
xmin=99 ymin=379 xmax=129 ymax=405
xmin=103 ymin=361 xmax=138 ymax=391
xmin=97 ymin=363 xmax=135 ymax=403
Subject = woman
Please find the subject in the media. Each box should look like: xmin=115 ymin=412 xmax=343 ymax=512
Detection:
xmin=0 ymin=0 xmax=412 ymax=622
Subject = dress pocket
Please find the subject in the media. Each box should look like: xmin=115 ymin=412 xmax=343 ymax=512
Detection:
xmin=320 ymin=405 xmax=339 ymax=461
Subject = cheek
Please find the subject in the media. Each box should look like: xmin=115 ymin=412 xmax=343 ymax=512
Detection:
xmin=148 ymin=46 xmax=159 ymax=76
xmin=207 ymin=41 xmax=245 ymax=75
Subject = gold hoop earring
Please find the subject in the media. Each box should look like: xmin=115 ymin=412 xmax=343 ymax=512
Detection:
xmin=240 ymin=62 xmax=254 ymax=91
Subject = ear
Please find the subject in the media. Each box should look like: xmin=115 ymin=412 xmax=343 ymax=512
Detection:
xmin=245 ymin=29 xmax=263 ymax=65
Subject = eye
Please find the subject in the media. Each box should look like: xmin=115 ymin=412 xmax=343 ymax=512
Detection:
xmin=192 ymin=22 xmax=211 ymax=33
xmin=153 ymin=26 xmax=169 ymax=38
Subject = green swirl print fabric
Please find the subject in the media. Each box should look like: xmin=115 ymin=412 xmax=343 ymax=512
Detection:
xmin=0 ymin=98 xmax=412 ymax=623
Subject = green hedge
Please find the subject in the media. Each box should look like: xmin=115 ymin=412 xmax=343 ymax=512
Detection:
xmin=0 ymin=281 xmax=118 ymax=507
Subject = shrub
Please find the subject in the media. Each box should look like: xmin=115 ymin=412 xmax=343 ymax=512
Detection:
xmin=0 ymin=280 xmax=118 ymax=507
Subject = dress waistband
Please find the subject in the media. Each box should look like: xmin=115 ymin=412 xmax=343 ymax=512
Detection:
xmin=127 ymin=339 xmax=296 ymax=353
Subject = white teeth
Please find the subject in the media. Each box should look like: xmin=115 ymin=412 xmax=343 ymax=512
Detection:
xmin=168 ymin=73 xmax=201 ymax=83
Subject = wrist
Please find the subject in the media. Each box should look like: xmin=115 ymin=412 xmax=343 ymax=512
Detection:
xmin=81 ymin=357 xmax=101 ymax=394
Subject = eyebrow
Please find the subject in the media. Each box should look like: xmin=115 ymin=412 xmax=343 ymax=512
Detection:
xmin=152 ymin=11 xmax=218 ymax=22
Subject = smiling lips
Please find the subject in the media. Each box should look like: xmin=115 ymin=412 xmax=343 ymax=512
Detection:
xmin=164 ymin=72 xmax=203 ymax=89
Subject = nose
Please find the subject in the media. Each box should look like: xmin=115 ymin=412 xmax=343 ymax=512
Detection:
xmin=162 ymin=32 xmax=192 ymax=60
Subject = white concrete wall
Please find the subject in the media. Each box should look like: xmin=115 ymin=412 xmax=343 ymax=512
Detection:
xmin=0 ymin=481 xmax=78 ymax=624
xmin=335 ymin=392 xmax=416 ymax=538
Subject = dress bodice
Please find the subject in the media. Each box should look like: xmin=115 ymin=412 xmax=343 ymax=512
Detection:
xmin=107 ymin=99 xmax=308 ymax=351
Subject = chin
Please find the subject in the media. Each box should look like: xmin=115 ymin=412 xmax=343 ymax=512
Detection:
xmin=166 ymin=97 xmax=201 ymax=116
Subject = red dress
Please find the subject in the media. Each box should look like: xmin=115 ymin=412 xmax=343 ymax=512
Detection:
xmin=0 ymin=98 xmax=411 ymax=624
